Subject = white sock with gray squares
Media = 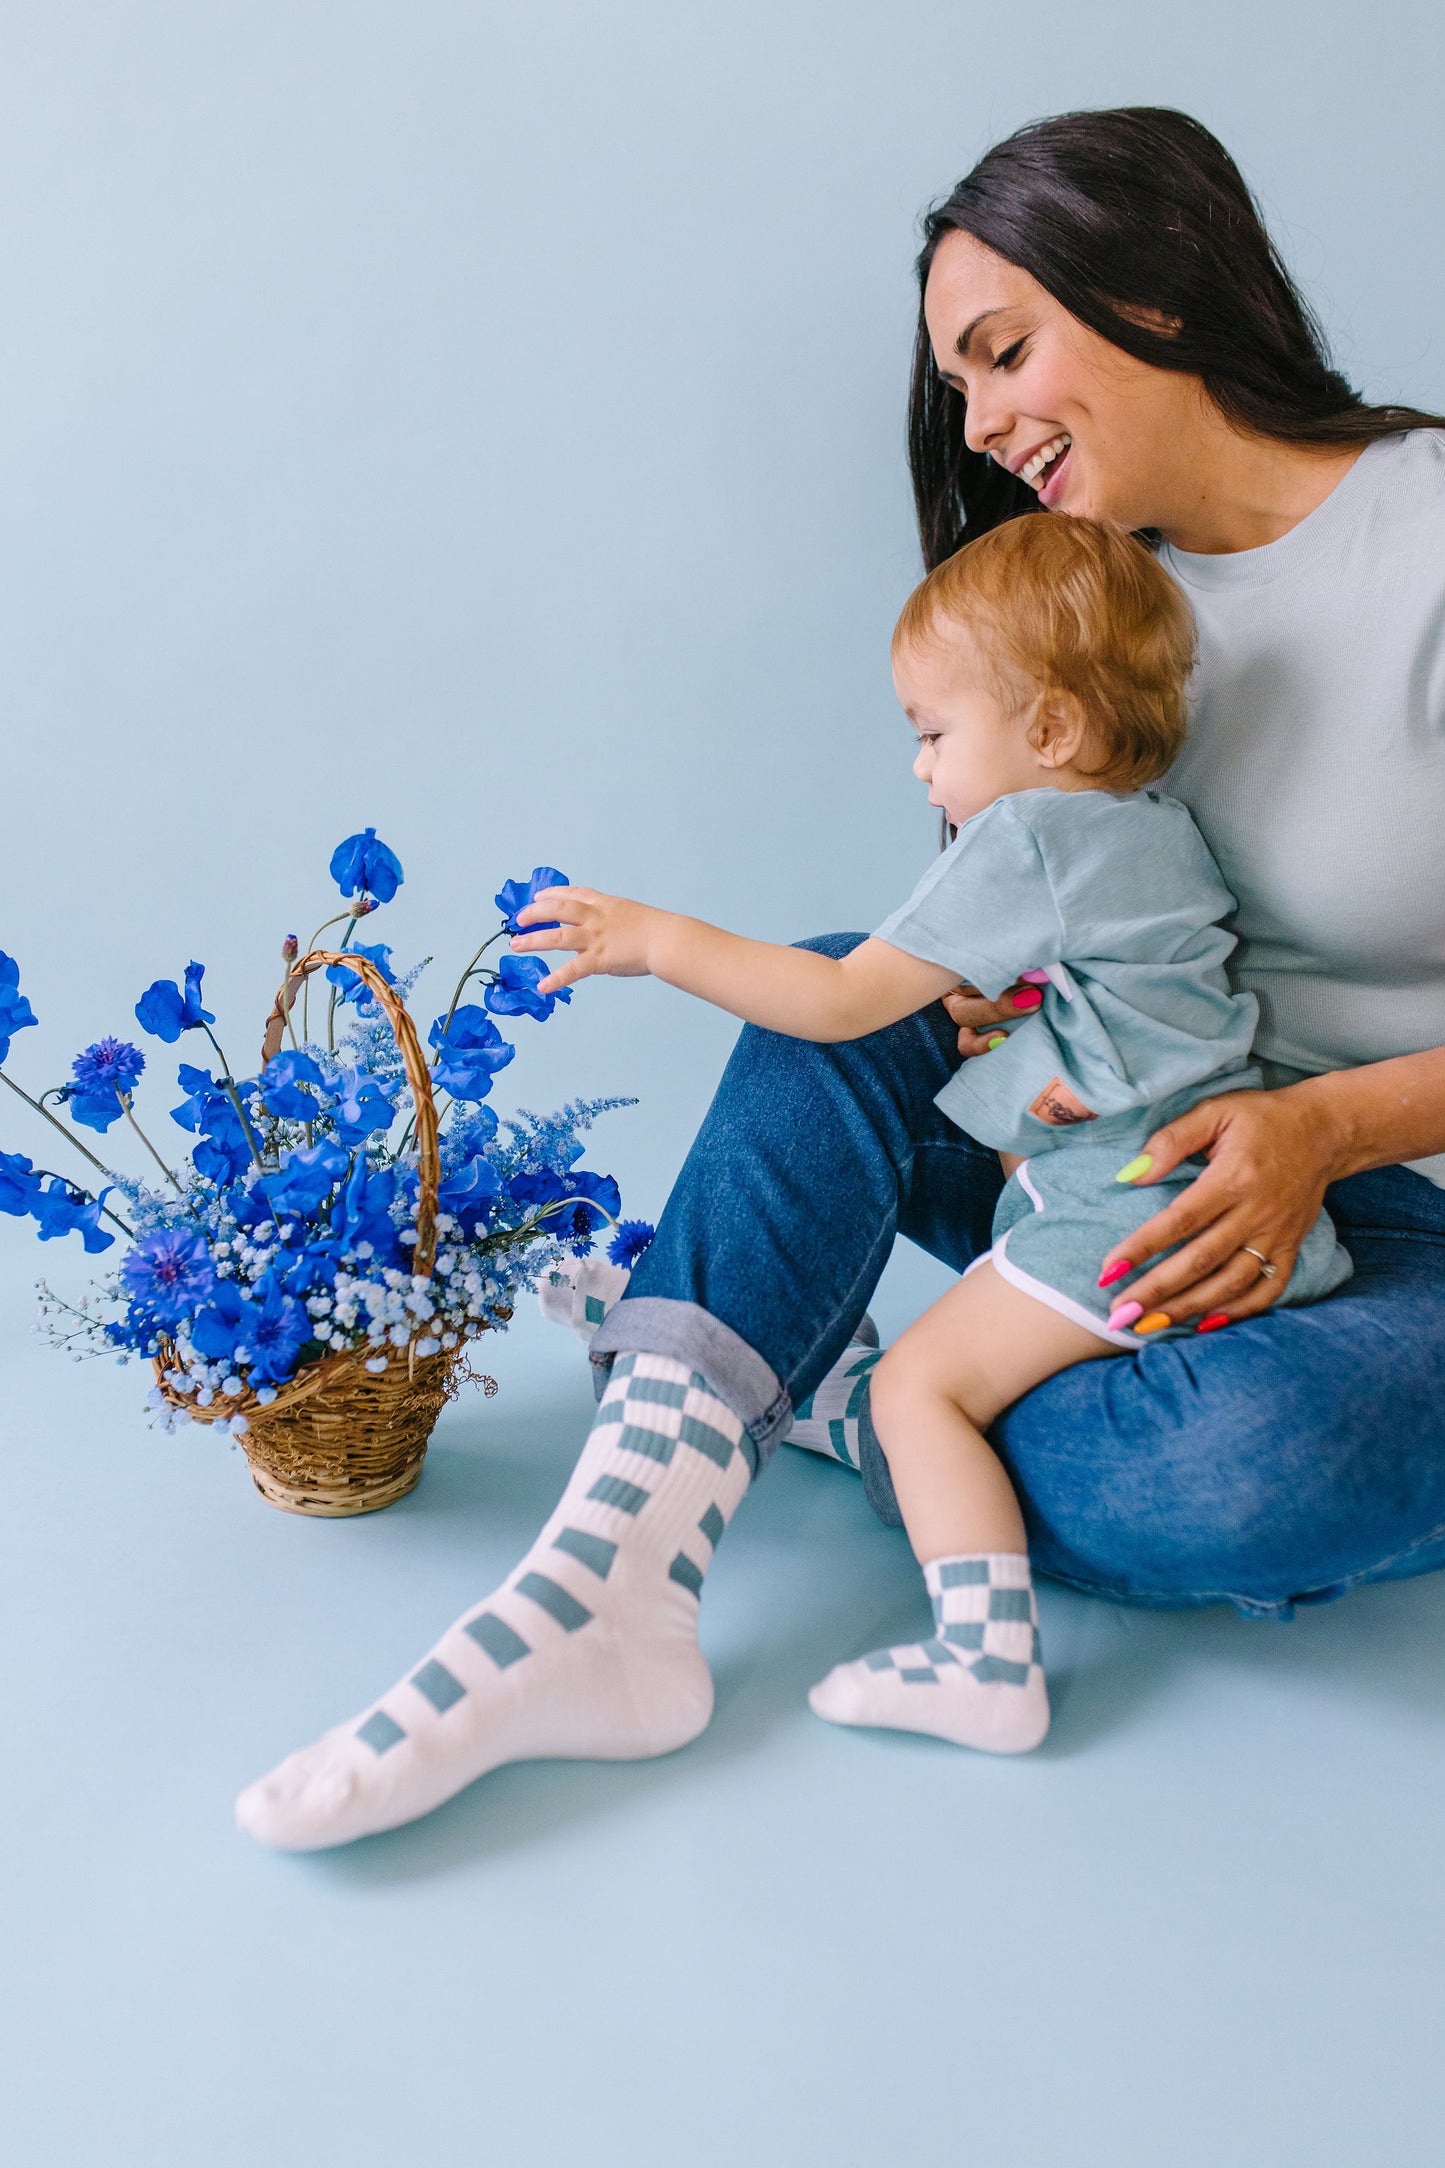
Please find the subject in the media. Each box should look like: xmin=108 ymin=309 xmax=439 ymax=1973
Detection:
xmin=235 ymin=1352 xmax=749 ymax=1850
xmin=536 ymin=1256 xmax=633 ymax=1344
xmin=786 ymin=1327 xmax=882 ymax=1469
xmin=809 ymin=1553 xmax=1049 ymax=1755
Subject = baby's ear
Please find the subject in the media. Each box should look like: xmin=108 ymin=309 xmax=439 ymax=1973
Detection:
xmin=1027 ymin=689 xmax=1089 ymax=770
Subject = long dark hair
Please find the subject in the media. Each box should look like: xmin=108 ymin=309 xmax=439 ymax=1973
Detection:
xmin=909 ymin=107 xmax=1445 ymax=569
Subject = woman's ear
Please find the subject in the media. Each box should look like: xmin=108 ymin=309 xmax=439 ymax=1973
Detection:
xmin=1028 ymin=690 xmax=1089 ymax=770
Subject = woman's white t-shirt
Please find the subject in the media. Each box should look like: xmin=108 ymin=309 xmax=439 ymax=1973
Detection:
xmin=1161 ymin=428 xmax=1445 ymax=1185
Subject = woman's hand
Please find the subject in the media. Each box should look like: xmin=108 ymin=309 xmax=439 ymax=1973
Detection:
xmin=1097 ymin=1087 xmax=1343 ymax=1330
xmin=941 ymin=979 xmax=1043 ymax=1053
xmin=512 ymin=886 xmax=668 ymax=992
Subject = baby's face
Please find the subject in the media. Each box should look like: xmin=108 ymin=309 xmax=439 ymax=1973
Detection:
xmin=892 ymin=624 xmax=1063 ymax=827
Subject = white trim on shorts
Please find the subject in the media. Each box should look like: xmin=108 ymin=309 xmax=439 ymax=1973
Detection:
xmin=961 ymin=1155 xmax=1141 ymax=1351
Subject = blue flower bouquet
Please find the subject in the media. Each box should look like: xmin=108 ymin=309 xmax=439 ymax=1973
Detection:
xmin=1 ymin=833 xmax=645 ymax=1515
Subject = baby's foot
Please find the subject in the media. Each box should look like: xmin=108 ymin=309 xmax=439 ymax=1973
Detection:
xmin=809 ymin=1552 xmax=1049 ymax=1755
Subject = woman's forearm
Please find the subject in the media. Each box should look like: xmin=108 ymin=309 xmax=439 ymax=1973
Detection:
xmin=1288 ymin=1046 xmax=1445 ymax=1179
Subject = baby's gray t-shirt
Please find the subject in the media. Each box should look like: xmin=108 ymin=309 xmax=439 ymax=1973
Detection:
xmin=1161 ymin=428 xmax=1445 ymax=1185
xmin=873 ymin=787 xmax=1258 ymax=1158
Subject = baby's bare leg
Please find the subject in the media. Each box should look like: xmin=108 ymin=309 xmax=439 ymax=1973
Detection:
xmin=808 ymin=1264 xmax=1120 ymax=1755
xmin=871 ymin=1261 xmax=1118 ymax=1563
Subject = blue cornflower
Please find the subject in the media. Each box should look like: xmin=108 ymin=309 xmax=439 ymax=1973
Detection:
xmin=0 ymin=1149 xmax=41 ymax=1216
xmin=264 ymin=1138 xmax=350 ymax=1219
xmin=330 ymin=828 xmax=404 ymax=905
xmin=121 ymin=1229 xmax=216 ymax=1326
xmin=563 ymin=1168 xmax=622 ymax=1234
xmin=608 ymin=1218 xmax=656 ymax=1269
xmin=324 ymin=942 xmax=397 ymax=1017
xmin=331 ymin=1068 xmax=398 ymax=1146
xmin=494 ymin=866 xmax=568 ymax=935
xmin=261 ymin=1050 xmax=330 ymax=1121
xmin=29 ymin=1180 xmax=115 ymax=1252
xmin=233 ymin=1275 xmax=313 ymax=1385
xmin=428 ymin=1006 xmax=515 ymax=1102
xmin=65 ymin=1038 xmax=146 ymax=1133
xmin=483 ymin=952 xmax=572 ymax=1023
xmin=0 ymin=952 xmax=38 ymax=1064
xmin=135 ymin=962 xmax=215 ymax=1044
xmin=437 ymin=1152 xmax=502 ymax=1235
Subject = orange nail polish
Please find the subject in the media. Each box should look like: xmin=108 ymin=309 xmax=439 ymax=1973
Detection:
xmin=1136 ymin=1312 xmax=1172 ymax=1335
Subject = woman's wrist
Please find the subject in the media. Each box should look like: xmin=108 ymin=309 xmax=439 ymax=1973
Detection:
xmin=1279 ymin=1048 xmax=1445 ymax=1182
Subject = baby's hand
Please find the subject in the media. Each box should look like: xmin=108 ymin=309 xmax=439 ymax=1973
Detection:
xmin=511 ymin=886 xmax=666 ymax=992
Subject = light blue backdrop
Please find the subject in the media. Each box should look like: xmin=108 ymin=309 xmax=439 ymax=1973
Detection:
xmin=4 ymin=6 xmax=1444 ymax=2164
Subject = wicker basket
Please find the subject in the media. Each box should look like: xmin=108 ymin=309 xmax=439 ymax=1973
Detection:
xmin=153 ymin=949 xmax=493 ymax=1517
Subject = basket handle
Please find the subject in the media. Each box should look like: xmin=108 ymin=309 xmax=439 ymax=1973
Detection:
xmin=263 ymin=948 xmax=440 ymax=1277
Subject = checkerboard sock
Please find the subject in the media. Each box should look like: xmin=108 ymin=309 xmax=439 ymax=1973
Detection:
xmin=787 ymin=1325 xmax=882 ymax=1469
xmin=808 ymin=1553 xmax=1049 ymax=1755
xmin=235 ymin=1353 xmax=750 ymax=1851
xmin=536 ymin=1256 xmax=634 ymax=1344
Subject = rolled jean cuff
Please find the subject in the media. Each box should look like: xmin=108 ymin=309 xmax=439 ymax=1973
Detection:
xmin=587 ymin=1296 xmax=791 ymax=1473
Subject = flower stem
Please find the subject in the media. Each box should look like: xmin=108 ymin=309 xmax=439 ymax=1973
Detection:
xmin=0 ymin=1067 xmax=118 ymax=1180
xmin=440 ymin=930 xmax=506 ymax=1042
xmin=198 ymin=1026 xmax=266 ymax=1171
xmin=118 ymin=1093 xmax=185 ymax=1195
xmin=28 ymin=1168 xmax=133 ymax=1239
xmin=302 ymin=912 xmax=351 ymax=1042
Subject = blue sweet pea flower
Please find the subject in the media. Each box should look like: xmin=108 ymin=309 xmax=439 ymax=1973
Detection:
xmin=332 ymin=1158 xmax=400 ymax=1256
xmin=494 ymin=866 xmax=568 ymax=935
xmin=170 ymin=1064 xmax=253 ymax=1185
xmin=437 ymin=1152 xmax=503 ymax=1235
xmin=324 ymin=942 xmax=397 ymax=1017
xmin=29 ymin=1180 xmax=115 ymax=1252
xmin=135 ymin=962 xmax=215 ymax=1043
xmin=608 ymin=1218 xmax=655 ymax=1269
xmin=0 ymin=951 xmax=38 ymax=1064
xmin=264 ymin=1138 xmax=350 ymax=1220
xmin=0 ymin=1149 xmax=41 ymax=1216
xmin=331 ymin=1068 xmax=398 ymax=1146
xmin=190 ymin=1280 xmax=246 ymax=1362
xmin=121 ymin=1229 xmax=216 ymax=1327
xmin=329 ymin=828 xmax=404 ymax=905
xmin=277 ymin=1241 xmax=342 ymax=1297
xmin=509 ymin=1167 xmax=568 ymax=1213
xmin=261 ymin=1050 xmax=331 ymax=1121
xmin=428 ymin=1005 xmax=515 ymax=1102
xmin=64 ymin=1037 xmax=146 ymax=1132
xmin=483 ymin=952 xmax=572 ymax=1023
xmin=232 ymin=1274 xmax=313 ymax=1385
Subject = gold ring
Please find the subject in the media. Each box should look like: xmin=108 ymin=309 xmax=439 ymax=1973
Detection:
xmin=1240 ymin=1245 xmax=1278 ymax=1281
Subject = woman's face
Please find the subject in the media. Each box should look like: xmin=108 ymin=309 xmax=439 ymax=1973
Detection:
xmin=923 ymin=229 xmax=1204 ymax=533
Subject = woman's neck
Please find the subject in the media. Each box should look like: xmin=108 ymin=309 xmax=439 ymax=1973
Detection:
xmin=1153 ymin=412 xmax=1365 ymax=556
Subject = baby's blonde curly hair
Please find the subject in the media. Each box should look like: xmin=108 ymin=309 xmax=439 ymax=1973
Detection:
xmin=893 ymin=515 xmax=1197 ymax=792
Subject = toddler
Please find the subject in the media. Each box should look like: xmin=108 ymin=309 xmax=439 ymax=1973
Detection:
xmin=514 ymin=514 xmax=1351 ymax=1757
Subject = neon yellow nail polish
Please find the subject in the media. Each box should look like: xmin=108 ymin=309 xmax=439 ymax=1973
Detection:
xmin=985 ymin=1033 xmax=1007 ymax=1049
xmin=1115 ymin=1153 xmax=1153 ymax=1184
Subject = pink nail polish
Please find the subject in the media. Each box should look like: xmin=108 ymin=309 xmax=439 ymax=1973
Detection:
xmin=1098 ymin=1258 xmax=1132 ymax=1289
xmin=1019 ymin=969 xmax=1051 ymax=985
xmin=1011 ymin=987 xmax=1043 ymax=1012
xmin=1108 ymin=1300 xmax=1144 ymax=1330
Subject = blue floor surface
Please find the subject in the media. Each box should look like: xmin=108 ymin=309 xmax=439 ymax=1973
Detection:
xmin=4 ymin=1246 xmax=1444 ymax=2164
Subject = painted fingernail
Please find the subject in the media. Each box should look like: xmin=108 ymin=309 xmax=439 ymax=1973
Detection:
xmin=1115 ymin=1153 xmax=1153 ymax=1184
xmin=1136 ymin=1312 xmax=1172 ymax=1335
xmin=1011 ymin=987 xmax=1043 ymax=1012
xmin=1019 ymin=969 xmax=1051 ymax=985
xmin=1196 ymin=1312 xmax=1231 ymax=1334
xmin=1107 ymin=1301 xmax=1144 ymax=1330
xmin=985 ymin=1033 xmax=1008 ymax=1049
xmin=1098 ymin=1258 xmax=1133 ymax=1289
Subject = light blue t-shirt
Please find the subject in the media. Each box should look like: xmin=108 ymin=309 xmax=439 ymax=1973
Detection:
xmin=873 ymin=787 xmax=1259 ymax=1157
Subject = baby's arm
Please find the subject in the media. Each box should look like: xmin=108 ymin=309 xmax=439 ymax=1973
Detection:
xmin=510 ymin=885 xmax=959 ymax=1041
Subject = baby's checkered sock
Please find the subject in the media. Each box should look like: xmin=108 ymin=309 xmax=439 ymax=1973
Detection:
xmin=786 ymin=1325 xmax=882 ymax=1470
xmin=809 ymin=1554 xmax=1049 ymax=1755
xmin=235 ymin=1353 xmax=749 ymax=1851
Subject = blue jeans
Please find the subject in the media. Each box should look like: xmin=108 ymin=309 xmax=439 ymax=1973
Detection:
xmin=590 ymin=936 xmax=1445 ymax=1617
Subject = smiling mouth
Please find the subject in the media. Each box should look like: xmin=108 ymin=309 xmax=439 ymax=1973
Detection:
xmin=1018 ymin=432 xmax=1071 ymax=491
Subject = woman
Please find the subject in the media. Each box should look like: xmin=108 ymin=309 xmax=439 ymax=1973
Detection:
xmin=239 ymin=108 xmax=1445 ymax=1851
